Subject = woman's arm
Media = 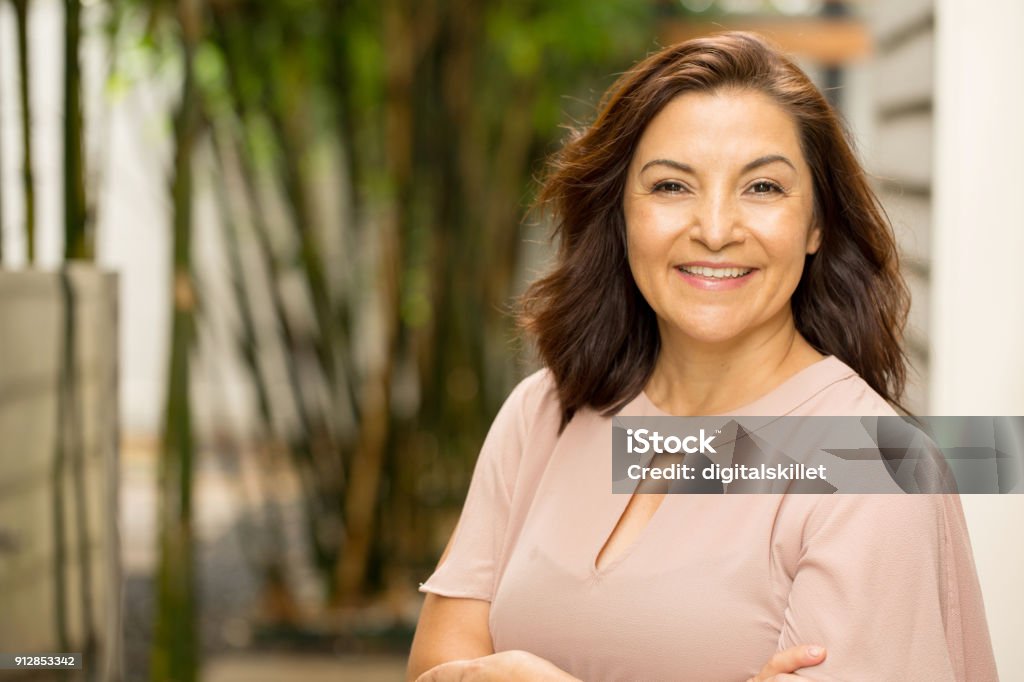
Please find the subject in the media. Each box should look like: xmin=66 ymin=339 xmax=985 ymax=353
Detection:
xmin=775 ymin=494 xmax=997 ymax=680
xmin=408 ymin=523 xmax=581 ymax=682
xmin=407 ymin=593 xmax=494 ymax=681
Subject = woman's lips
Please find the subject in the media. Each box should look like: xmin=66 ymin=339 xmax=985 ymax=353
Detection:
xmin=675 ymin=264 xmax=757 ymax=291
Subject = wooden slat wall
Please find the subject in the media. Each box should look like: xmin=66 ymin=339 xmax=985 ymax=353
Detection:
xmin=868 ymin=0 xmax=935 ymax=413
xmin=0 ymin=267 xmax=121 ymax=679
xmin=659 ymin=18 xmax=870 ymax=65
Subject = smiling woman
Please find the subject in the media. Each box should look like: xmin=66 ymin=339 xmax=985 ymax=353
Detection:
xmin=407 ymin=32 xmax=998 ymax=682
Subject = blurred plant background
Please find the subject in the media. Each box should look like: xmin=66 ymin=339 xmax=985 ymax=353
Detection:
xmin=2 ymin=0 xmax=661 ymax=679
xmin=8 ymin=0 xmax=1022 ymax=680
xmin=119 ymin=2 xmax=657 ymax=680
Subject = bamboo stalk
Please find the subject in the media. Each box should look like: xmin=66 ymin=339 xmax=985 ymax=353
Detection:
xmin=0 ymin=27 xmax=4 ymax=265
xmin=64 ymin=0 xmax=89 ymax=260
xmin=13 ymin=0 xmax=36 ymax=263
xmin=152 ymin=1 xmax=202 ymax=679
xmin=0 ymin=13 xmax=4 ymax=262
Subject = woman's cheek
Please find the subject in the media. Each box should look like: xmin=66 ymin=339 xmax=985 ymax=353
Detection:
xmin=648 ymin=203 xmax=687 ymax=237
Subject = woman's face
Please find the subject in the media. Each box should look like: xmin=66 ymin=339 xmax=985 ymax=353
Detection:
xmin=623 ymin=88 xmax=820 ymax=348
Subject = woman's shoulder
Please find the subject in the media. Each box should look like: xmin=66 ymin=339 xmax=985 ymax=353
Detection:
xmin=777 ymin=356 xmax=900 ymax=417
xmin=494 ymin=367 xmax=563 ymax=440
xmin=509 ymin=366 xmax=558 ymax=402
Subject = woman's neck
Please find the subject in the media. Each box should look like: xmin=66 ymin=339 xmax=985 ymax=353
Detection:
xmin=645 ymin=314 xmax=823 ymax=416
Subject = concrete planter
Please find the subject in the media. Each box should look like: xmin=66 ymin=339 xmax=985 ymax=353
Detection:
xmin=0 ymin=265 xmax=121 ymax=680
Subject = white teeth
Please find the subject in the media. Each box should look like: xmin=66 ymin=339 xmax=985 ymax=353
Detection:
xmin=679 ymin=265 xmax=752 ymax=279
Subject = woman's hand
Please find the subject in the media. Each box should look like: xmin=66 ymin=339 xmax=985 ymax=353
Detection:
xmin=415 ymin=650 xmax=581 ymax=681
xmin=746 ymin=644 xmax=827 ymax=681
xmin=415 ymin=645 xmax=824 ymax=681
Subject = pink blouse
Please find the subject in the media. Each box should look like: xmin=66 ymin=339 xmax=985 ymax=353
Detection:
xmin=419 ymin=357 xmax=998 ymax=681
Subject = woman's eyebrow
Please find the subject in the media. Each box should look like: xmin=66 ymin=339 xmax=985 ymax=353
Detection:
xmin=741 ymin=154 xmax=796 ymax=173
xmin=639 ymin=159 xmax=694 ymax=174
xmin=639 ymin=154 xmax=796 ymax=175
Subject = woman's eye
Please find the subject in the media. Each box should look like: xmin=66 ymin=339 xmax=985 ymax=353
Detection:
xmin=749 ymin=180 xmax=783 ymax=195
xmin=652 ymin=181 xmax=687 ymax=194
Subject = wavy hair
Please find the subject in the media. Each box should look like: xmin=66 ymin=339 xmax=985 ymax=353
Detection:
xmin=519 ymin=31 xmax=910 ymax=425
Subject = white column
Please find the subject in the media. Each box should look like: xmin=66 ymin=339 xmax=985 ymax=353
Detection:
xmin=932 ymin=0 xmax=1024 ymax=415
xmin=933 ymin=4 xmax=1024 ymax=680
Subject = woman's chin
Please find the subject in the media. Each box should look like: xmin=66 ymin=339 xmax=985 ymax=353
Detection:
xmin=658 ymin=307 xmax=789 ymax=349
xmin=667 ymin=325 xmax=748 ymax=347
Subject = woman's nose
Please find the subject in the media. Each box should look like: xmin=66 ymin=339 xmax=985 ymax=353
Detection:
xmin=690 ymin=193 xmax=742 ymax=251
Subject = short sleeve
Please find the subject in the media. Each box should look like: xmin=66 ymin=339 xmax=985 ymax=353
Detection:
xmin=777 ymin=494 xmax=998 ymax=681
xmin=418 ymin=370 xmax=548 ymax=601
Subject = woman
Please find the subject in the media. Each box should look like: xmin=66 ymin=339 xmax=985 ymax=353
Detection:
xmin=407 ymin=32 xmax=998 ymax=681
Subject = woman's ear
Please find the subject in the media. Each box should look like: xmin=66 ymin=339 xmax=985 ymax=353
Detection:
xmin=806 ymin=222 xmax=823 ymax=255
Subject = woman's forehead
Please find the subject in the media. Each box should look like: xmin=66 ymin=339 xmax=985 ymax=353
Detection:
xmin=633 ymin=90 xmax=808 ymax=172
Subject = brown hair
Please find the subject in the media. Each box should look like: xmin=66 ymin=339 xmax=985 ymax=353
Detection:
xmin=519 ymin=31 xmax=909 ymax=425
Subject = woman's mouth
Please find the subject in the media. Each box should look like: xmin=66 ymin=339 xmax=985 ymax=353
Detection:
xmin=676 ymin=265 xmax=753 ymax=279
xmin=675 ymin=263 xmax=756 ymax=290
